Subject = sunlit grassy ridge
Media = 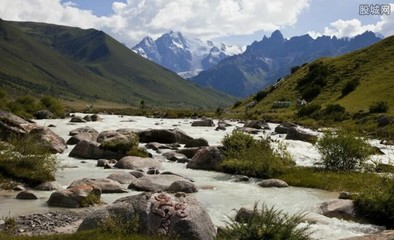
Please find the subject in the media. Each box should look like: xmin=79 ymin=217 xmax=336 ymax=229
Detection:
xmin=229 ymin=36 xmax=394 ymax=116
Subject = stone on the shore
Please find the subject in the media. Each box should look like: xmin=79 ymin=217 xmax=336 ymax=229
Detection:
xmin=48 ymin=184 xmax=101 ymax=208
xmin=258 ymin=179 xmax=288 ymax=188
xmin=68 ymin=178 xmax=128 ymax=193
xmin=34 ymin=110 xmax=53 ymax=120
xmin=16 ymin=190 xmax=39 ymax=200
xmin=78 ymin=192 xmax=216 ymax=240
xmin=235 ymin=207 xmax=254 ymax=222
xmin=29 ymin=127 xmax=67 ymax=153
xmin=320 ymin=199 xmax=355 ymax=220
xmin=114 ymin=156 xmax=161 ymax=170
xmin=186 ymin=146 xmax=224 ymax=170
xmin=128 ymin=175 xmax=191 ymax=192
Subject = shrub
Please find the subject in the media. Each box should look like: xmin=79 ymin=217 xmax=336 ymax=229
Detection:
xmin=217 ymin=203 xmax=312 ymax=240
xmin=316 ymin=131 xmax=372 ymax=171
xmin=354 ymin=178 xmax=394 ymax=228
xmin=219 ymin=131 xmax=294 ymax=178
xmin=40 ymin=96 xmax=65 ymax=117
xmin=254 ymin=90 xmax=268 ymax=102
xmin=301 ymin=85 xmax=321 ymax=101
xmin=290 ymin=65 xmax=301 ymax=74
xmin=127 ymin=146 xmax=149 ymax=158
xmin=297 ymin=104 xmax=321 ymax=118
xmin=2 ymin=215 xmax=17 ymax=234
xmin=342 ymin=79 xmax=359 ymax=96
xmin=369 ymin=101 xmax=389 ymax=113
xmin=321 ymin=104 xmax=348 ymax=122
xmin=100 ymin=215 xmax=140 ymax=236
xmin=0 ymin=134 xmax=58 ymax=185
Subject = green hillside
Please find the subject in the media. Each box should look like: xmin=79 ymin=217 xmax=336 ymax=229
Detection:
xmin=229 ymin=35 xmax=394 ymax=118
xmin=0 ymin=19 xmax=234 ymax=108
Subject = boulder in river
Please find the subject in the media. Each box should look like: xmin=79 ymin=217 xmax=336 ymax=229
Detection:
xmin=191 ymin=119 xmax=215 ymax=127
xmin=176 ymin=147 xmax=201 ymax=159
xmin=258 ymin=179 xmax=288 ymax=188
xmin=167 ymin=180 xmax=198 ymax=193
xmin=186 ymin=146 xmax=224 ymax=170
xmin=114 ymin=156 xmax=161 ymax=170
xmin=285 ymin=127 xmax=318 ymax=143
xmin=185 ymin=138 xmax=209 ymax=148
xmin=78 ymin=192 xmax=216 ymax=240
xmin=243 ymin=120 xmax=269 ymax=130
xmin=138 ymin=128 xmax=193 ymax=144
xmin=34 ymin=110 xmax=53 ymax=120
xmin=68 ymin=178 xmax=128 ymax=194
xmin=47 ymin=184 xmax=101 ymax=208
xmin=35 ymin=181 xmax=61 ymax=191
xmin=66 ymin=132 xmax=97 ymax=145
xmin=162 ymin=151 xmax=189 ymax=163
xmin=274 ymin=122 xmax=297 ymax=134
xmin=70 ymin=116 xmax=87 ymax=123
xmin=107 ymin=172 xmax=137 ymax=184
xmin=320 ymin=199 xmax=355 ymax=220
xmin=16 ymin=190 xmax=39 ymax=200
xmin=69 ymin=140 xmax=124 ymax=160
xmin=128 ymin=174 xmax=193 ymax=192
xmin=69 ymin=126 xmax=99 ymax=137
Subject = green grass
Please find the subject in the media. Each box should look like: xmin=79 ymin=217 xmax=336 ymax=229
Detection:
xmin=0 ymin=231 xmax=166 ymax=240
xmin=0 ymin=19 xmax=234 ymax=109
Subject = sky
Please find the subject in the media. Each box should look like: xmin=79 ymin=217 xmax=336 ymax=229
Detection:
xmin=0 ymin=0 xmax=393 ymax=47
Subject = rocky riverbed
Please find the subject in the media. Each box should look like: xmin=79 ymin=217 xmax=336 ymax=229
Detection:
xmin=1 ymin=113 xmax=393 ymax=239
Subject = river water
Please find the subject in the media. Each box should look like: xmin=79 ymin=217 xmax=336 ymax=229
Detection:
xmin=1 ymin=114 xmax=392 ymax=239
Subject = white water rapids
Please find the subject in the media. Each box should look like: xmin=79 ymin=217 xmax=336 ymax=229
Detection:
xmin=1 ymin=114 xmax=393 ymax=239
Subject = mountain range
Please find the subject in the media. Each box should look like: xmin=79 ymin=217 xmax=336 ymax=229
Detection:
xmin=191 ymin=30 xmax=382 ymax=97
xmin=132 ymin=31 xmax=244 ymax=78
xmin=0 ymin=19 xmax=234 ymax=108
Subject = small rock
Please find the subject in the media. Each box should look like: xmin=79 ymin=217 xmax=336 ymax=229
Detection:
xmin=235 ymin=207 xmax=254 ymax=222
xmin=16 ymin=190 xmax=39 ymax=200
xmin=13 ymin=185 xmax=26 ymax=191
xmin=258 ymin=179 xmax=288 ymax=188
xmin=167 ymin=180 xmax=198 ymax=193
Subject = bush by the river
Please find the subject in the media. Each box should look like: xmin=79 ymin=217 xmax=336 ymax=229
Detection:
xmin=219 ymin=131 xmax=294 ymax=178
xmin=217 ymin=203 xmax=312 ymax=240
xmin=0 ymin=134 xmax=59 ymax=186
xmin=316 ymin=131 xmax=372 ymax=171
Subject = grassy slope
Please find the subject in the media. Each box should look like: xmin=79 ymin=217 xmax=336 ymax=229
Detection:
xmin=228 ymin=36 xmax=394 ymax=117
xmin=0 ymin=19 xmax=234 ymax=109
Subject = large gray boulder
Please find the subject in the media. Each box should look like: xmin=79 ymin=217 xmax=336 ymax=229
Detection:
xmin=69 ymin=140 xmax=124 ymax=160
xmin=68 ymin=178 xmax=128 ymax=193
xmin=29 ymin=127 xmax=67 ymax=153
xmin=285 ymin=127 xmax=318 ymax=143
xmin=78 ymin=192 xmax=216 ymax=240
xmin=47 ymin=184 xmax=101 ymax=208
xmin=186 ymin=146 xmax=224 ymax=170
xmin=114 ymin=156 xmax=161 ymax=170
xmin=138 ymin=128 xmax=193 ymax=144
xmin=107 ymin=172 xmax=137 ymax=184
xmin=274 ymin=122 xmax=297 ymax=134
xmin=320 ymin=199 xmax=355 ymax=220
xmin=128 ymin=175 xmax=192 ymax=192
xmin=191 ymin=119 xmax=215 ymax=127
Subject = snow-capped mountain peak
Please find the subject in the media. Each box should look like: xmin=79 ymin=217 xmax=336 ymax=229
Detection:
xmin=132 ymin=32 xmax=244 ymax=78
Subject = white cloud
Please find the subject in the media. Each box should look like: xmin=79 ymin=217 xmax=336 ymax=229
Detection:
xmin=0 ymin=0 xmax=310 ymax=46
xmin=308 ymin=4 xmax=394 ymax=38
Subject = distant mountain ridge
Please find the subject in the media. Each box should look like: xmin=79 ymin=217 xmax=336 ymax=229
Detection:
xmin=132 ymin=31 xmax=244 ymax=78
xmin=0 ymin=19 xmax=234 ymax=108
xmin=191 ymin=30 xmax=382 ymax=97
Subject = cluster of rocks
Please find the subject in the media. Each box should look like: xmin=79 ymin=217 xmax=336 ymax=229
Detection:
xmin=70 ymin=114 xmax=102 ymax=123
xmin=13 ymin=211 xmax=86 ymax=235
